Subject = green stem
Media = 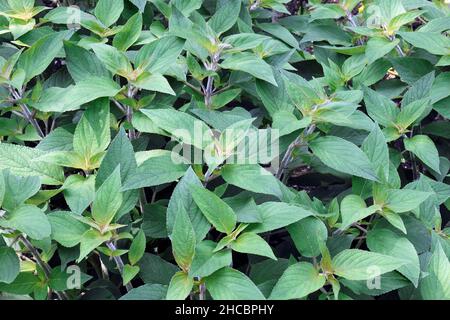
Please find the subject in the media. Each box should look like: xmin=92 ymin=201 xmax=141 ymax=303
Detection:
xmin=19 ymin=235 xmax=69 ymax=300
xmin=105 ymin=241 xmax=133 ymax=292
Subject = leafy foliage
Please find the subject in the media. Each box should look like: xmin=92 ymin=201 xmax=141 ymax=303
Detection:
xmin=0 ymin=0 xmax=449 ymax=301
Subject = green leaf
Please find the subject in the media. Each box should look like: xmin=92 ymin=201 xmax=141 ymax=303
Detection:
xmin=171 ymin=207 xmax=196 ymax=271
xmin=256 ymin=23 xmax=300 ymax=49
xmin=73 ymin=98 xmax=111 ymax=162
xmin=191 ymin=186 xmax=236 ymax=235
xmin=94 ymin=0 xmax=124 ymax=27
xmin=135 ymin=36 xmax=185 ymax=74
xmin=96 ymin=128 xmax=138 ymax=220
xmin=310 ymin=136 xmax=378 ymax=181
xmin=32 ymin=77 xmax=121 ymax=112
xmin=269 ymin=262 xmax=326 ymax=300
xmin=96 ymin=128 xmax=136 ymax=187
xmin=384 ymin=188 xmax=431 ymax=213
xmin=231 ymin=232 xmax=277 ymax=260
xmin=129 ymin=0 xmax=147 ymax=12
xmin=420 ymin=242 xmax=450 ymax=300
xmin=92 ymin=167 xmax=123 ymax=228
xmin=142 ymin=204 xmax=167 ymax=239
xmin=138 ymin=253 xmax=178 ymax=285
xmin=340 ymin=195 xmax=380 ymax=230
xmin=120 ymin=284 xmax=167 ymax=300
xmin=208 ymin=0 xmax=241 ymax=35
xmin=0 ymin=171 xmax=4 ymax=208
xmin=256 ymin=74 xmax=292 ymax=117
xmin=1 ymin=204 xmax=51 ymax=240
xmin=404 ymin=135 xmax=441 ymax=172
xmin=0 ymin=272 xmax=39 ymax=295
xmin=220 ymin=52 xmax=277 ymax=86
xmin=62 ymin=175 xmax=95 ymax=215
xmin=123 ymin=264 xmax=140 ymax=285
xmin=361 ymin=124 xmax=389 ymax=181
xmin=132 ymin=72 xmax=175 ymax=95
xmin=332 ymin=249 xmax=406 ymax=281
xmin=365 ymin=36 xmax=399 ymax=65
xmin=189 ymin=240 xmax=232 ymax=278
xmin=206 ymin=118 xmax=255 ymax=170
xmin=205 ymin=267 xmax=265 ymax=300
xmin=287 ymin=217 xmax=328 ymax=258
xmin=17 ymin=30 xmax=72 ymax=82
xmin=224 ymin=33 xmax=271 ymax=52
xmin=91 ymin=44 xmax=133 ymax=77
xmin=129 ymin=230 xmax=146 ymax=266
xmin=0 ymin=247 xmax=20 ymax=284
xmin=36 ymin=127 xmax=74 ymax=153
xmin=140 ymin=109 xmax=213 ymax=150
xmin=225 ymin=196 xmax=263 ymax=224
xmin=398 ymin=31 xmax=450 ymax=56
xmin=388 ymin=11 xmax=423 ymax=32
xmin=113 ymin=13 xmax=142 ymax=51
xmin=167 ymin=167 xmax=210 ymax=242
xmin=77 ymin=229 xmax=111 ymax=262
xmin=166 ymin=271 xmax=194 ymax=300
xmin=362 ymin=86 xmax=399 ymax=128
xmin=367 ymin=228 xmax=420 ymax=287
xmin=249 ymin=202 xmax=314 ymax=234
xmin=36 ymin=151 xmax=88 ymax=171
xmin=172 ymin=0 xmax=202 ymax=16
xmin=396 ymin=99 xmax=431 ymax=129
xmin=6 ymin=0 xmax=35 ymax=12
xmin=2 ymin=171 xmax=40 ymax=212
xmin=49 ymin=267 xmax=91 ymax=291
xmin=221 ymin=164 xmax=285 ymax=200
xmin=0 ymin=143 xmax=64 ymax=185
xmin=122 ymin=150 xmax=188 ymax=191
xmin=48 ymin=211 xmax=89 ymax=248
xmin=403 ymin=71 xmax=435 ymax=106
xmin=382 ymin=211 xmax=407 ymax=234
xmin=339 ymin=271 xmax=410 ymax=297
xmin=64 ymin=41 xmax=110 ymax=83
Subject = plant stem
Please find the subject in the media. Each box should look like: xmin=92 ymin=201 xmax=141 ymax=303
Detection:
xmin=249 ymin=0 xmax=260 ymax=11
xmin=204 ymin=76 xmax=214 ymax=109
xmin=276 ymin=124 xmax=316 ymax=181
xmin=126 ymin=86 xmax=137 ymax=140
xmin=139 ymin=189 xmax=147 ymax=214
xmin=19 ymin=235 xmax=69 ymax=300
xmin=395 ymin=45 xmax=405 ymax=57
xmin=353 ymin=223 xmax=368 ymax=234
xmin=346 ymin=11 xmax=364 ymax=46
xmin=183 ymin=81 xmax=203 ymax=95
xmin=389 ymin=39 xmax=419 ymax=179
xmin=203 ymin=53 xmax=220 ymax=110
xmin=112 ymin=99 xmax=126 ymax=113
xmin=389 ymin=35 xmax=406 ymax=57
xmin=8 ymin=87 xmax=45 ymax=138
xmin=199 ymin=283 xmax=206 ymax=300
xmin=408 ymin=131 xmax=419 ymax=180
xmin=386 ymin=37 xmax=419 ymax=179
xmin=105 ymin=241 xmax=133 ymax=292
xmin=271 ymin=10 xmax=280 ymax=23
xmin=203 ymin=169 xmax=214 ymax=186
xmin=19 ymin=235 xmax=51 ymax=276
xmin=212 ymin=84 xmax=231 ymax=96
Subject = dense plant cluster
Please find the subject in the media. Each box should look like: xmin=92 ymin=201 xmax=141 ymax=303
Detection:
xmin=0 ymin=0 xmax=449 ymax=301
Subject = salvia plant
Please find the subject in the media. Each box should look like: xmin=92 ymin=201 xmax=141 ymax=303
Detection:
xmin=0 ymin=0 xmax=448 ymax=301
